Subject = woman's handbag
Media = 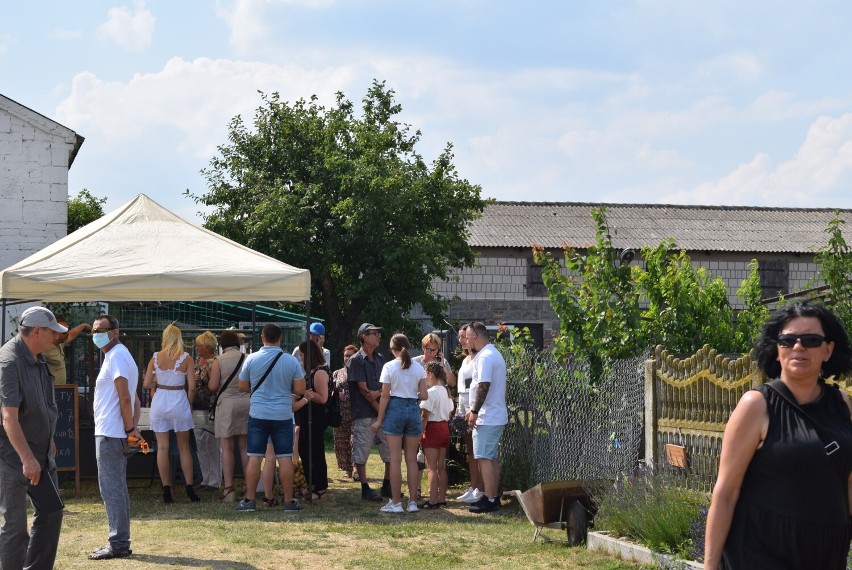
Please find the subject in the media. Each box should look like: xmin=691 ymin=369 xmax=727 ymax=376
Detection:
xmin=209 ymin=353 xmax=245 ymax=421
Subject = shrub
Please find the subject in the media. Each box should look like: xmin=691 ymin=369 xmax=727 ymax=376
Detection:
xmin=592 ymin=468 xmax=708 ymax=558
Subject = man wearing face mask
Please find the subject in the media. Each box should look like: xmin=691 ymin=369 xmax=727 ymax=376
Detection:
xmin=0 ymin=306 xmax=67 ymax=569
xmin=87 ymin=315 xmax=140 ymax=561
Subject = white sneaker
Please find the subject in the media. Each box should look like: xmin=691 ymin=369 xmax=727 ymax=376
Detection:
xmin=457 ymin=487 xmax=474 ymax=501
xmin=380 ymin=500 xmax=404 ymax=513
xmin=462 ymin=488 xmax=483 ymax=504
xmin=407 ymin=501 xmax=419 ymax=513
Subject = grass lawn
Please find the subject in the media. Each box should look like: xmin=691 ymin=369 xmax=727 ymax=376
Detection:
xmin=51 ymin=449 xmax=641 ymax=569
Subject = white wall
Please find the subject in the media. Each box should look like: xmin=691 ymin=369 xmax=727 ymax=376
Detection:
xmin=1 ymin=96 xmax=79 ymax=338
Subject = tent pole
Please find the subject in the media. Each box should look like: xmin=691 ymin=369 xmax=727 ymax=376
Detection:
xmin=251 ymin=303 xmax=257 ymax=351
xmin=305 ymin=300 xmax=313 ymax=503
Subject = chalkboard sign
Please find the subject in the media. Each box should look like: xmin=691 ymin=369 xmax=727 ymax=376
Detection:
xmin=53 ymin=384 xmax=80 ymax=497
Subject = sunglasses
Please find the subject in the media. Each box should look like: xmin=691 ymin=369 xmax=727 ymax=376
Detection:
xmin=777 ymin=333 xmax=826 ymax=348
xmin=92 ymin=327 xmax=114 ymax=334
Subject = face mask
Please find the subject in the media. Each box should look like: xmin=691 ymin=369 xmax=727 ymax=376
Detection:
xmin=92 ymin=332 xmax=112 ymax=348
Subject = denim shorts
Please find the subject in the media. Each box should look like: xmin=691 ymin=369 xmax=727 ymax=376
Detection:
xmin=472 ymin=423 xmax=505 ymax=460
xmin=382 ymin=397 xmax=422 ymax=437
xmin=247 ymin=416 xmax=294 ymax=458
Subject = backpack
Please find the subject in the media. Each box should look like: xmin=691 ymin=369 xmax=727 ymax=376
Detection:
xmin=325 ymin=373 xmax=342 ymax=428
xmin=309 ymin=366 xmax=342 ymax=428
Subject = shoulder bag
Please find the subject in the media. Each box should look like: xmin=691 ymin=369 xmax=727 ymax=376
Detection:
xmin=209 ymin=353 xmax=245 ymax=421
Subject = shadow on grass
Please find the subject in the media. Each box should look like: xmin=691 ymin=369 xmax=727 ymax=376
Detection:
xmin=128 ymin=553 xmax=258 ymax=569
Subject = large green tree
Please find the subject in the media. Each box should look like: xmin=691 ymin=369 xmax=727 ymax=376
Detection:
xmin=67 ymin=189 xmax=106 ymax=233
xmin=190 ymin=81 xmax=486 ymax=365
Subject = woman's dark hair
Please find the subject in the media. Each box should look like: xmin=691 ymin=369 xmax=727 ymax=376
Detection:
xmin=755 ymin=302 xmax=852 ymax=379
xmin=220 ymin=330 xmax=240 ymax=349
xmin=390 ymin=333 xmax=412 ymax=369
xmin=299 ymin=339 xmax=325 ymax=370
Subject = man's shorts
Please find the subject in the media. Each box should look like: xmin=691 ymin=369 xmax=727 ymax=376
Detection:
xmin=247 ymin=416 xmax=294 ymax=458
xmin=421 ymin=421 xmax=450 ymax=449
xmin=351 ymin=417 xmax=389 ymax=465
xmin=382 ymin=397 xmax=422 ymax=438
xmin=472 ymin=423 xmax=505 ymax=460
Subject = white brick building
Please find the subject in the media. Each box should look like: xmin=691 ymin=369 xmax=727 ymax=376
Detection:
xmin=1 ymin=94 xmax=83 ymax=332
xmin=430 ymin=202 xmax=852 ymax=348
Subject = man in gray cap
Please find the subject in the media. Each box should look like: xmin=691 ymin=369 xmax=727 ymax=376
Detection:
xmin=348 ymin=323 xmax=391 ymax=500
xmin=0 ymin=306 xmax=67 ymax=568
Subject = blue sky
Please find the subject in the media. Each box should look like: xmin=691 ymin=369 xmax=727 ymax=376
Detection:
xmin=4 ymin=1 xmax=852 ymax=222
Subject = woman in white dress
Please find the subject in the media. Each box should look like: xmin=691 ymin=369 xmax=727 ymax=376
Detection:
xmin=143 ymin=324 xmax=199 ymax=503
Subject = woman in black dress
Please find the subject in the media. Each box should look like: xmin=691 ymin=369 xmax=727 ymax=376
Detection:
xmin=705 ymin=303 xmax=852 ymax=569
xmin=292 ymin=339 xmax=330 ymax=500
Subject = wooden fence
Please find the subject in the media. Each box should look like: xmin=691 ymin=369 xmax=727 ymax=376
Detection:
xmin=645 ymin=344 xmax=852 ymax=491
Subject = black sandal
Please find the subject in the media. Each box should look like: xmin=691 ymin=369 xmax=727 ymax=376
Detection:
xmin=420 ymin=501 xmax=442 ymax=509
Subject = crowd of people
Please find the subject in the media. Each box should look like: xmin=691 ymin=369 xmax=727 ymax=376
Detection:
xmin=4 ymin=301 xmax=852 ymax=566
xmin=0 ymin=308 xmax=510 ymax=564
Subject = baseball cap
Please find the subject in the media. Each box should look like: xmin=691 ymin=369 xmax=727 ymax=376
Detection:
xmin=357 ymin=323 xmax=383 ymax=337
xmin=20 ymin=307 xmax=68 ymax=333
xmin=309 ymin=322 xmax=326 ymax=336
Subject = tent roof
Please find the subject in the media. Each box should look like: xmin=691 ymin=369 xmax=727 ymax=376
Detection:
xmin=0 ymin=194 xmax=310 ymax=302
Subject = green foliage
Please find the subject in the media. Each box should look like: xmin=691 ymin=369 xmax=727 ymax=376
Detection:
xmin=189 ymin=80 xmax=486 ymax=364
xmin=635 ymin=241 xmax=736 ymax=353
xmin=67 ymin=189 xmax=106 ymax=233
xmin=533 ymin=207 xmax=644 ymax=380
xmin=593 ymin=472 xmax=708 ymax=558
xmin=734 ymin=260 xmax=770 ymax=350
xmin=535 ymin=209 xmax=772 ymax=374
xmin=814 ymin=213 xmax=852 ymax=333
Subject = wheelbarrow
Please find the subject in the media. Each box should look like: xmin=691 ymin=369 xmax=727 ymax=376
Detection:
xmin=504 ymin=480 xmax=600 ymax=546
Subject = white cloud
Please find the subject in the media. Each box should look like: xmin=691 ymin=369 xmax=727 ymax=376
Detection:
xmin=696 ymin=51 xmax=763 ymax=82
xmin=0 ymin=34 xmax=10 ymax=55
xmin=97 ymin=1 xmax=155 ymax=52
xmin=215 ymin=0 xmax=334 ymax=53
xmin=55 ymin=56 xmax=359 ymax=159
xmin=661 ymin=114 xmax=852 ymax=207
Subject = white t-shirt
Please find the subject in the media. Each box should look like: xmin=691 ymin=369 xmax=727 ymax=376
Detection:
xmin=420 ymin=385 xmax=454 ymax=422
xmin=457 ymin=356 xmax=474 ymax=394
xmin=380 ymin=359 xmax=425 ymax=399
xmin=93 ymin=343 xmax=138 ymax=438
xmin=468 ymin=343 xmax=508 ymax=426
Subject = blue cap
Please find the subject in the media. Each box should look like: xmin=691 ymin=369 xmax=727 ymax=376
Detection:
xmin=309 ymin=322 xmax=325 ymax=336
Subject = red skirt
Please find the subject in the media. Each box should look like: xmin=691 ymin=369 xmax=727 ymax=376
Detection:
xmin=421 ymin=420 xmax=449 ymax=449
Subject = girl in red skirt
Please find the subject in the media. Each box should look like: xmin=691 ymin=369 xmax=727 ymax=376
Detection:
xmin=419 ymin=362 xmax=455 ymax=508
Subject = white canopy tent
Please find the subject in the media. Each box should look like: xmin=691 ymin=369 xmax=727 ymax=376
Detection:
xmin=0 ymin=193 xmax=326 ymax=491
xmin=1 ymin=193 xmax=312 ymax=337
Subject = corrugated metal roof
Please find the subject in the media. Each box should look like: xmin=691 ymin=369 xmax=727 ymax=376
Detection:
xmin=469 ymin=202 xmax=852 ymax=253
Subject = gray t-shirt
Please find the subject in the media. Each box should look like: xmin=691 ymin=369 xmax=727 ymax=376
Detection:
xmin=0 ymin=335 xmax=59 ymax=469
xmin=347 ymin=348 xmax=385 ymax=420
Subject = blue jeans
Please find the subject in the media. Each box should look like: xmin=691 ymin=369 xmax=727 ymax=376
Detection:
xmin=247 ymin=417 xmax=294 ymax=457
xmin=95 ymin=436 xmax=131 ymax=550
xmin=0 ymin=460 xmax=63 ymax=569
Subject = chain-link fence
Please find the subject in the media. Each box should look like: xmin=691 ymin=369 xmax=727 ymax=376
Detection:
xmin=499 ymin=347 xmax=646 ymax=491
